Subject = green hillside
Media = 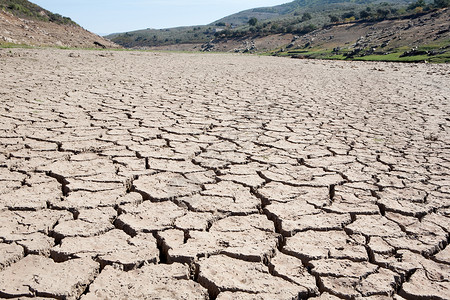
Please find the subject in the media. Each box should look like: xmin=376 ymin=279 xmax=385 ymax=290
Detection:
xmin=107 ymin=0 xmax=417 ymax=48
xmin=0 ymin=0 xmax=75 ymax=25
xmin=213 ymin=0 xmax=410 ymax=25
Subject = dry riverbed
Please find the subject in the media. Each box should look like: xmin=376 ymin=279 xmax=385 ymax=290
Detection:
xmin=0 ymin=48 xmax=449 ymax=299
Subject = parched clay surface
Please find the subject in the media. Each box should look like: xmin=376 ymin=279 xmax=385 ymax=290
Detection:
xmin=0 ymin=48 xmax=449 ymax=299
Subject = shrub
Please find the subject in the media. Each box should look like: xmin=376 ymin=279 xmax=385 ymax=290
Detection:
xmin=408 ymin=0 xmax=426 ymax=10
xmin=344 ymin=16 xmax=356 ymax=22
xmin=414 ymin=6 xmax=424 ymax=13
xmin=329 ymin=15 xmax=339 ymax=23
xmin=301 ymin=13 xmax=312 ymax=22
xmin=342 ymin=11 xmax=356 ymax=19
xmin=360 ymin=10 xmax=371 ymax=19
xmin=434 ymin=0 xmax=450 ymax=7
xmin=248 ymin=17 xmax=258 ymax=26
xmin=376 ymin=8 xmax=390 ymax=19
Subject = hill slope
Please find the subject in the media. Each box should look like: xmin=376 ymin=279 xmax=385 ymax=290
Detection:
xmin=0 ymin=0 xmax=119 ymax=48
xmin=213 ymin=0 xmax=409 ymax=25
xmin=274 ymin=8 xmax=450 ymax=62
xmin=108 ymin=0 xmax=413 ymax=49
xmin=108 ymin=0 xmax=449 ymax=62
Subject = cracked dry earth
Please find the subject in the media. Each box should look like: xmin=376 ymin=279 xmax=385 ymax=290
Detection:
xmin=0 ymin=48 xmax=449 ymax=300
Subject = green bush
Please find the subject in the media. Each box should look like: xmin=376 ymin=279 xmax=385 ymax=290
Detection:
xmin=329 ymin=15 xmax=339 ymax=23
xmin=434 ymin=0 xmax=449 ymax=7
xmin=301 ymin=13 xmax=312 ymax=21
xmin=2 ymin=0 xmax=76 ymax=25
xmin=248 ymin=17 xmax=258 ymax=26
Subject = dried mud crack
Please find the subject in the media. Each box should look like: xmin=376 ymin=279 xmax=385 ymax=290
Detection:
xmin=0 ymin=48 xmax=449 ymax=299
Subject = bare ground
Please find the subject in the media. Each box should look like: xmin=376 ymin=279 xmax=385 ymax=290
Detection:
xmin=0 ymin=49 xmax=449 ymax=299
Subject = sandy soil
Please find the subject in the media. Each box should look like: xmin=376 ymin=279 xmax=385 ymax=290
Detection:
xmin=0 ymin=48 xmax=449 ymax=299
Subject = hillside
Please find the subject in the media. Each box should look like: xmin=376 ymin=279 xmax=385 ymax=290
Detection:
xmin=109 ymin=0 xmax=449 ymax=62
xmin=207 ymin=8 xmax=449 ymax=63
xmin=107 ymin=0 xmax=418 ymax=49
xmin=274 ymin=7 xmax=450 ymax=62
xmin=0 ymin=0 xmax=119 ymax=48
xmin=213 ymin=0 xmax=410 ymax=26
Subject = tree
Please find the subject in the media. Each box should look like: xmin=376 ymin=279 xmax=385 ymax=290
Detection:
xmin=376 ymin=8 xmax=390 ymax=19
xmin=408 ymin=0 xmax=426 ymax=10
xmin=248 ymin=17 xmax=258 ymax=26
xmin=360 ymin=10 xmax=371 ymax=19
xmin=342 ymin=11 xmax=356 ymax=20
xmin=329 ymin=15 xmax=339 ymax=23
xmin=301 ymin=13 xmax=312 ymax=22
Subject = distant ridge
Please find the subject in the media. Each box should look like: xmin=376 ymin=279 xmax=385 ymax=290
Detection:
xmin=108 ymin=0 xmax=412 ymax=48
xmin=212 ymin=0 xmax=410 ymax=25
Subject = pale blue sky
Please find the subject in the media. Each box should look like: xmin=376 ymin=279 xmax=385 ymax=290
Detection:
xmin=32 ymin=0 xmax=290 ymax=35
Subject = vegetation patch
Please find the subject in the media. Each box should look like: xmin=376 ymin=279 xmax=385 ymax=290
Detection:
xmin=272 ymin=41 xmax=450 ymax=63
xmin=0 ymin=0 xmax=76 ymax=25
